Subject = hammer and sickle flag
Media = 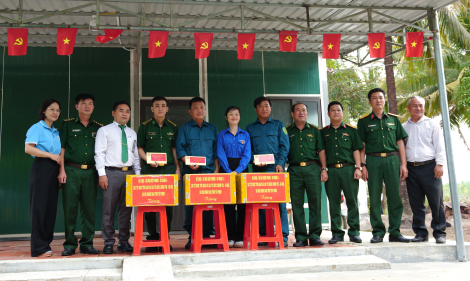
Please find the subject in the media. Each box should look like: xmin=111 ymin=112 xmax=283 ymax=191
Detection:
xmin=148 ymin=31 xmax=169 ymax=58
xmin=368 ymin=33 xmax=385 ymax=58
xmin=7 ymin=28 xmax=28 ymax=56
xmin=279 ymin=31 xmax=298 ymax=52
xmin=322 ymin=34 xmax=341 ymax=59
xmin=194 ymin=33 xmax=213 ymax=59
xmin=57 ymin=28 xmax=78 ymax=56
xmin=237 ymin=33 xmax=256 ymax=60
xmin=95 ymin=29 xmax=124 ymax=44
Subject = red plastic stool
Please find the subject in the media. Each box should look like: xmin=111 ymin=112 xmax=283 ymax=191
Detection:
xmin=243 ymin=203 xmax=285 ymax=250
xmin=133 ymin=206 xmax=170 ymax=255
xmin=190 ymin=205 xmax=230 ymax=253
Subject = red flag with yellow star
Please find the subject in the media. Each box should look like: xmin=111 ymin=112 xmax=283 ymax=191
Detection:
xmin=56 ymin=28 xmax=78 ymax=56
xmin=322 ymin=34 xmax=341 ymax=59
xmin=148 ymin=31 xmax=169 ymax=58
xmin=406 ymin=32 xmax=424 ymax=57
xmin=95 ymin=29 xmax=123 ymax=44
xmin=368 ymin=33 xmax=385 ymax=58
xmin=8 ymin=28 xmax=28 ymax=56
xmin=194 ymin=33 xmax=213 ymax=59
xmin=237 ymin=33 xmax=256 ymax=60
xmin=279 ymin=31 xmax=298 ymax=52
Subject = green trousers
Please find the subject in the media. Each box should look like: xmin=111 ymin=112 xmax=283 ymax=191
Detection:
xmin=62 ymin=166 xmax=97 ymax=250
xmin=141 ymin=164 xmax=175 ymax=240
xmin=288 ymin=164 xmax=322 ymax=240
xmin=325 ymin=165 xmax=360 ymax=238
xmin=367 ymin=155 xmax=403 ymax=238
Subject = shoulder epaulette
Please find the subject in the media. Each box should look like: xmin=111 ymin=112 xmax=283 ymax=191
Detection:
xmin=388 ymin=113 xmax=400 ymax=118
xmin=64 ymin=117 xmax=75 ymax=122
xmin=321 ymin=125 xmax=329 ymax=129
xmin=92 ymin=120 xmax=103 ymax=127
xmin=286 ymin=124 xmax=292 ymax=128
xmin=359 ymin=113 xmax=370 ymax=119
xmin=310 ymin=124 xmax=319 ymax=129
xmin=167 ymin=119 xmax=177 ymax=127
xmin=346 ymin=123 xmax=356 ymax=129
xmin=141 ymin=118 xmax=153 ymax=125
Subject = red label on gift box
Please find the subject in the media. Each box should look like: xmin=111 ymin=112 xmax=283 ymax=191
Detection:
xmin=131 ymin=175 xmax=176 ymax=206
xmin=188 ymin=174 xmax=232 ymax=204
xmin=151 ymin=154 xmax=166 ymax=161
xmin=245 ymin=174 xmax=286 ymax=202
xmin=189 ymin=156 xmax=205 ymax=164
xmin=258 ymin=155 xmax=274 ymax=163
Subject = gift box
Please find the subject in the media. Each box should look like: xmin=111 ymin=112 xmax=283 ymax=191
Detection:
xmin=184 ymin=173 xmax=236 ymax=205
xmin=126 ymin=174 xmax=178 ymax=207
xmin=236 ymin=172 xmax=290 ymax=203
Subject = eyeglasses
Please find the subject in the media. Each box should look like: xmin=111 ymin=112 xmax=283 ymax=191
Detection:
xmin=47 ymin=108 xmax=62 ymax=113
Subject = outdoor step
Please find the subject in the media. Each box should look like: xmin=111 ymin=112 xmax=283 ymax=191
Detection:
xmin=172 ymin=255 xmax=391 ymax=278
xmin=0 ymin=268 xmax=122 ymax=281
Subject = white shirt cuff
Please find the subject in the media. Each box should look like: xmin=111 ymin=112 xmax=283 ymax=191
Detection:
xmin=97 ymin=168 xmax=106 ymax=177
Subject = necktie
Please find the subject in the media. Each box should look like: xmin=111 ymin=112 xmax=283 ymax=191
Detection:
xmin=118 ymin=125 xmax=128 ymax=163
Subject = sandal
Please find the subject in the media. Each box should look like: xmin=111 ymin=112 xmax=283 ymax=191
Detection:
xmin=37 ymin=251 xmax=53 ymax=258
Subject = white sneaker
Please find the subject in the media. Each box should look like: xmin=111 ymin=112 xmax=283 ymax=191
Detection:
xmin=234 ymin=241 xmax=244 ymax=248
xmin=228 ymin=240 xmax=235 ymax=248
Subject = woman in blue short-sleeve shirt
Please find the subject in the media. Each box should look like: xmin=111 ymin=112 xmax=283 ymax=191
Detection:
xmin=25 ymin=99 xmax=63 ymax=258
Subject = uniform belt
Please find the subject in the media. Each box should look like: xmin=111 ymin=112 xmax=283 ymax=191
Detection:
xmin=289 ymin=160 xmax=319 ymax=167
xmin=407 ymin=159 xmax=435 ymax=166
xmin=327 ymin=162 xmax=353 ymax=169
xmin=65 ymin=162 xmax=95 ymax=170
xmin=105 ymin=166 xmax=133 ymax=172
xmin=366 ymin=151 xmax=398 ymax=157
xmin=149 ymin=163 xmax=174 ymax=167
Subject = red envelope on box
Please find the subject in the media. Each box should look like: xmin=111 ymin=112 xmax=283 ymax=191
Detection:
xmin=146 ymin=153 xmax=167 ymax=164
xmin=254 ymin=154 xmax=275 ymax=165
xmin=185 ymin=156 xmax=206 ymax=166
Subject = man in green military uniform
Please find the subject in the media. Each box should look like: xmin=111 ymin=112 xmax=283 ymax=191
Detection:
xmin=58 ymin=93 xmax=102 ymax=256
xmin=358 ymin=88 xmax=410 ymax=243
xmin=287 ymin=103 xmax=328 ymax=247
xmin=137 ymin=95 xmax=180 ymax=252
xmin=321 ymin=101 xmax=363 ymax=244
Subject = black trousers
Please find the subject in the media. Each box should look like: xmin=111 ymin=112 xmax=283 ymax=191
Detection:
xmin=29 ymin=157 xmax=59 ymax=257
xmin=222 ymin=158 xmax=247 ymax=242
xmin=406 ymin=162 xmax=446 ymax=238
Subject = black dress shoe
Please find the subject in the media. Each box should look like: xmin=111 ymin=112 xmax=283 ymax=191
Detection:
xmin=145 ymin=247 xmax=160 ymax=253
xmin=349 ymin=235 xmax=362 ymax=243
xmin=411 ymin=235 xmax=429 ymax=242
xmin=103 ymin=245 xmax=114 ymax=254
xmin=328 ymin=236 xmax=344 ymax=244
xmin=185 ymin=240 xmax=191 ymax=250
xmin=61 ymin=248 xmax=75 ymax=256
xmin=117 ymin=242 xmax=134 ymax=252
xmin=370 ymin=235 xmax=383 ymax=243
xmin=309 ymin=238 xmax=325 ymax=246
xmin=436 ymin=236 xmax=446 ymax=244
xmin=293 ymin=240 xmax=308 ymax=247
xmin=283 ymin=241 xmax=288 ymax=247
xmin=258 ymin=242 xmax=269 ymax=246
xmin=389 ymin=235 xmax=411 ymax=243
xmin=80 ymin=247 xmax=100 ymax=254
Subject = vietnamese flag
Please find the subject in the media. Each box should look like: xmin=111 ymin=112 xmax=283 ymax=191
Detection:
xmin=368 ymin=33 xmax=385 ymax=58
xmin=8 ymin=28 xmax=28 ymax=56
xmin=56 ymin=28 xmax=78 ymax=56
xmin=322 ymin=34 xmax=341 ymax=59
xmin=237 ymin=33 xmax=256 ymax=60
xmin=95 ymin=29 xmax=123 ymax=44
xmin=406 ymin=32 xmax=424 ymax=57
xmin=279 ymin=31 xmax=297 ymax=52
xmin=148 ymin=31 xmax=169 ymax=58
xmin=194 ymin=33 xmax=213 ymax=59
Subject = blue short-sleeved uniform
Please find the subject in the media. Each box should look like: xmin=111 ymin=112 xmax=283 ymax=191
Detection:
xmin=25 ymin=120 xmax=61 ymax=157
xmin=217 ymin=127 xmax=251 ymax=174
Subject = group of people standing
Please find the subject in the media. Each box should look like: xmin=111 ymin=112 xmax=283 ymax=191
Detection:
xmin=24 ymin=87 xmax=446 ymax=258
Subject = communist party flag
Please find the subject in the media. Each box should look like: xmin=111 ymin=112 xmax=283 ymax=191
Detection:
xmin=237 ymin=33 xmax=256 ymax=60
xmin=7 ymin=28 xmax=28 ymax=56
xmin=322 ymin=34 xmax=341 ymax=59
xmin=368 ymin=33 xmax=385 ymax=58
xmin=96 ymin=29 xmax=123 ymax=44
xmin=148 ymin=31 xmax=169 ymax=58
xmin=194 ymin=33 xmax=213 ymax=59
xmin=406 ymin=32 xmax=424 ymax=57
xmin=279 ymin=31 xmax=298 ymax=52
xmin=56 ymin=28 xmax=78 ymax=56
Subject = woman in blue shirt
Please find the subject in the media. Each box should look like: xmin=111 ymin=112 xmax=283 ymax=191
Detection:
xmin=25 ymin=99 xmax=63 ymax=257
xmin=217 ymin=106 xmax=251 ymax=248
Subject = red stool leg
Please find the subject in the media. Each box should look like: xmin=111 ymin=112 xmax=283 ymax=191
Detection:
xmin=273 ymin=205 xmax=285 ymax=249
xmin=158 ymin=207 xmax=170 ymax=254
xmin=250 ymin=204 xmax=259 ymax=251
xmin=192 ymin=206 xmax=203 ymax=253
xmin=243 ymin=204 xmax=251 ymax=249
xmin=266 ymin=208 xmax=276 ymax=248
xmin=133 ymin=207 xmax=144 ymax=256
xmin=190 ymin=206 xmax=196 ymax=252
xmin=214 ymin=207 xmax=220 ymax=239
xmin=215 ymin=205 xmax=230 ymax=251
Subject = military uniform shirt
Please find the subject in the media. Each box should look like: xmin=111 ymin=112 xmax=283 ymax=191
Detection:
xmin=286 ymin=122 xmax=323 ymax=164
xmin=137 ymin=118 xmax=178 ymax=164
xmin=320 ymin=123 xmax=364 ymax=165
xmin=59 ymin=117 xmax=102 ymax=165
xmin=357 ymin=112 xmax=408 ymax=153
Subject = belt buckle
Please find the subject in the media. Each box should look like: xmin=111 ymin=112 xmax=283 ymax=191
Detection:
xmin=300 ymin=162 xmax=306 ymax=167
xmin=414 ymin=162 xmax=419 ymax=166
xmin=122 ymin=167 xmax=128 ymax=172
xmin=380 ymin=153 xmax=387 ymax=157
xmin=335 ymin=164 xmax=342 ymax=168
xmin=80 ymin=165 xmax=87 ymax=169
xmin=158 ymin=163 xmax=164 ymax=167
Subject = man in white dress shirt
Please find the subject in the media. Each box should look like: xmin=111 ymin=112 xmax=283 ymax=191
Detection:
xmin=403 ymin=96 xmax=446 ymax=244
xmin=95 ymin=101 xmax=141 ymax=254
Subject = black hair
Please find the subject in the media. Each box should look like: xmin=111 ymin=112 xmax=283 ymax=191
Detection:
xmin=253 ymin=96 xmax=272 ymax=108
xmin=291 ymin=103 xmax=308 ymax=113
xmin=152 ymin=95 xmax=168 ymax=105
xmin=328 ymin=101 xmax=343 ymax=111
xmin=38 ymin=99 xmax=61 ymax=120
xmin=189 ymin=97 xmax=205 ymax=109
xmin=225 ymin=106 xmax=241 ymax=116
xmin=75 ymin=93 xmax=95 ymax=105
xmin=113 ymin=101 xmax=131 ymax=111
xmin=368 ymin=88 xmax=386 ymax=100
